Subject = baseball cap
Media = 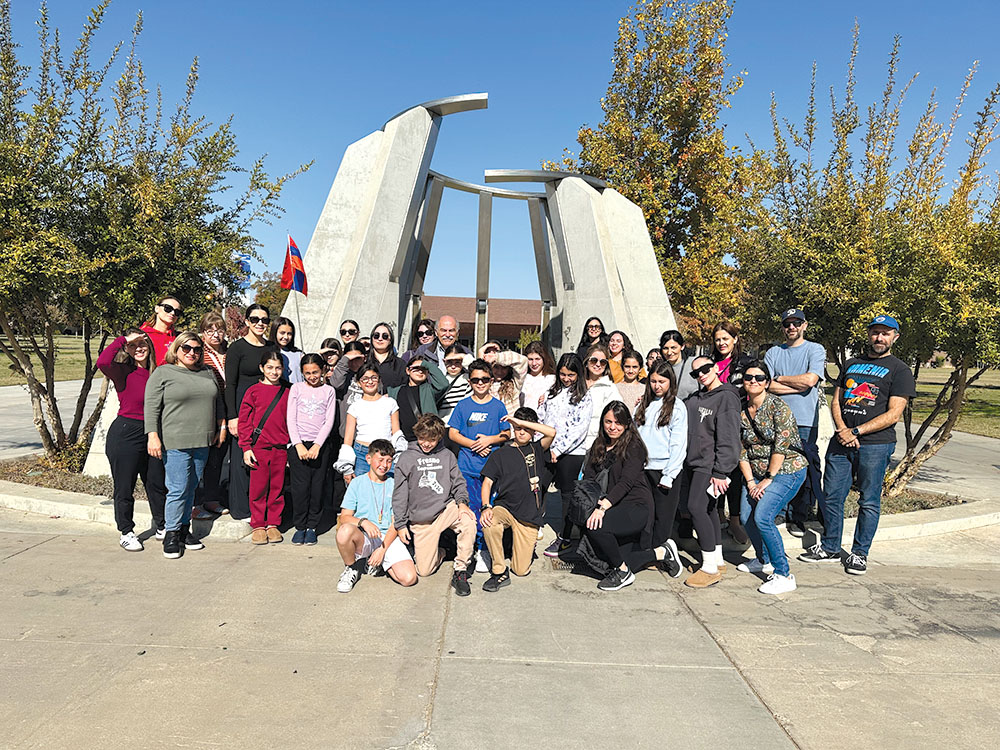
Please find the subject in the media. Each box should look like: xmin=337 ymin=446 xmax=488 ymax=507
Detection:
xmin=868 ymin=314 xmax=900 ymax=331
xmin=780 ymin=308 xmax=807 ymax=323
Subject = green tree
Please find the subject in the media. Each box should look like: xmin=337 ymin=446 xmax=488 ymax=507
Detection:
xmin=251 ymin=271 xmax=290 ymax=317
xmin=735 ymin=28 xmax=1000 ymax=495
xmin=0 ymin=1 xmax=309 ymax=465
xmin=548 ymin=0 xmax=749 ymax=340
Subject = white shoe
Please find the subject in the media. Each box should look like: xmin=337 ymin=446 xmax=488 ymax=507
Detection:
xmin=337 ymin=566 xmax=361 ymax=593
xmin=475 ymin=549 xmax=490 ymax=574
xmin=758 ymin=573 xmax=797 ymax=595
xmin=737 ymin=558 xmax=774 ymax=575
xmin=154 ymin=527 xmax=166 ymax=541
xmin=536 ymin=526 xmax=545 ymax=541
xmin=119 ymin=532 xmax=143 ymax=552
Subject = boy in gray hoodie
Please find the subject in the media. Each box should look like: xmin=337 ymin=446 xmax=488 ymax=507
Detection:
xmin=393 ymin=414 xmax=477 ymax=596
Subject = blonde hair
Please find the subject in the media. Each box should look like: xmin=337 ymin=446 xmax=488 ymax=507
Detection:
xmin=165 ymin=331 xmax=205 ymax=367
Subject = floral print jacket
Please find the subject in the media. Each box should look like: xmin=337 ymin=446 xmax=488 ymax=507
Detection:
xmin=739 ymin=393 xmax=807 ymax=478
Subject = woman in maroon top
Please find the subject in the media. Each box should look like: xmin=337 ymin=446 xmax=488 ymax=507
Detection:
xmin=140 ymin=296 xmax=182 ymax=366
xmin=97 ymin=328 xmax=167 ymax=551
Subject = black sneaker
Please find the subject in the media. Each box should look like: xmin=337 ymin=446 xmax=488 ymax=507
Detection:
xmin=162 ymin=530 xmax=182 ymax=559
xmin=797 ymin=543 xmax=841 ymax=563
xmin=597 ymin=566 xmax=636 ymax=591
xmin=451 ymin=569 xmax=471 ymax=597
xmin=543 ymin=537 xmax=571 ymax=558
xmin=180 ymin=524 xmax=204 ymax=550
xmin=787 ymin=520 xmax=807 ymax=538
xmin=662 ymin=539 xmax=682 ymax=579
xmin=844 ymin=553 xmax=868 ymax=575
xmin=482 ymin=568 xmax=511 ymax=593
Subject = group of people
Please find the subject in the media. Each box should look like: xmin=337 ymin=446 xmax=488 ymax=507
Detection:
xmin=99 ymin=299 xmax=915 ymax=596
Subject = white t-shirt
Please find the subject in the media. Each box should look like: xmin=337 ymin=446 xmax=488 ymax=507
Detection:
xmin=520 ymin=373 xmax=556 ymax=411
xmin=348 ymin=396 xmax=399 ymax=444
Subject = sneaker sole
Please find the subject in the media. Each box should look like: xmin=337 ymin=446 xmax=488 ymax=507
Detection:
xmin=184 ymin=544 xmax=204 ymax=550
xmin=163 ymin=551 xmax=182 ymax=559
xmin=845 ymin=567 xmax=867 ymax=575
xmin=797 ymin=554 xmax=841 ymax=563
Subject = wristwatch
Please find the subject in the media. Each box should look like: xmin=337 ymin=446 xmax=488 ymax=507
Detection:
xmin=851 ymin=427 xmax=861 ymax=436
xmin=763 ymin=471 xmax=773 ymax=480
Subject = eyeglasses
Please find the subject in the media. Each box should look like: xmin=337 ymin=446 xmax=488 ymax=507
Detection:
xmin=159 ymin=303 xmax=183 ymax=316
xmin=179 ymin=344 xmax=203 ymax=355
xmin=248 ymin=316 xmax=270 ymax=325
xmin=359 ymin=376 xmax=379 ymax=384
xmin=782 ymin=320 xmax=804 ymax=328
xmin=444 ymin=359 xmax=464 ymax=367
xmin=588 ymin=357 xmax=608 ymax=366
xmin=417 ymin=329 xmax=434 ymax=338
xmin=202 ymin=328 xmax=224 ymax=337
xmin=744 ymin=373 xmax=769 ymax=383
xmin=690 ymin=362 xmax=714 ymax=379
xmin=372 ymin=332 xmax=391 ymax=341
xmin=340 ymin=328 xmax=358 ymax=336
xmin=469 ymin=376 xmax=492 ymax=385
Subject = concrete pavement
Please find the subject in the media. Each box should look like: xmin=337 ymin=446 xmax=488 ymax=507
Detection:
xmin=0 ymin=380 xmax=101 ymax=460
xmin=1 ymin=507 xmax=998 ymax=749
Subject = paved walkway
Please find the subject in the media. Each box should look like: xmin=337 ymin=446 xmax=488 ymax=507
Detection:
xmin=1 ymin=507 xmax=997 ymax=749
xmin=0 ymin=380 xmax=101 ymax=460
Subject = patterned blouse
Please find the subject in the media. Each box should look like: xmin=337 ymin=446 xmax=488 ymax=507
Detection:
xmin=739 ymin=393 xmax=807 ymax=478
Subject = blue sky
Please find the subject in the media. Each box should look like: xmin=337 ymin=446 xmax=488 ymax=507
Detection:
xmin=14 ymin=1 xmax=1000 ymax=299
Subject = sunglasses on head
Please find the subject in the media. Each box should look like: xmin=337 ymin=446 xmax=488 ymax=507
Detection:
xmin=588 ymin=357 xmax=608 ymax=366
xmin=782 ymin=319 xmax=804 ymax=328
xmin=160 ymin=303 xmax=182 ymax=316
xmin=179 ymin=344 xmax=202 ymax=355
xmin=340 ymin=328 xmax=358 ymax=336
xmin=744 ymin=373 xmax=769 ymax=383
xmin=372 ymin=331 xmax=391 ymax=341
xmin=469 ymin=376 xmax=492 ymax=385
xmin=690 ymin=362 xmax=714 ymax=379
xmin=248 ymin=316 xmax=270 ymax=325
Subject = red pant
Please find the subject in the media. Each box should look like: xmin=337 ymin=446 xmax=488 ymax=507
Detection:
xmin=249 ymin=445 xmax=286 ymax=528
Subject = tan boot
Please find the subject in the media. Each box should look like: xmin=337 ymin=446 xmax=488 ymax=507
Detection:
xmin=684 ymin=568 xmax=723 ymax=588
xmin=718 ymin=564 xmax=728 ymax=575
xmin=251 ymin=528 xmax=268 ymax=545
xmin=266 ymin=526 xmax=283 ymax=543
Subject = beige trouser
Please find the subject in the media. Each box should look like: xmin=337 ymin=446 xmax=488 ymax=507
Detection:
xmin=410 ymin=502 xmax=476 ymax=576
xmin=482 ymin=506 xmax=538 ymax=577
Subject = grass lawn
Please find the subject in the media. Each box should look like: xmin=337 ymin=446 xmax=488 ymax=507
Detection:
xmin=0 ymin=335 xmax=103 ymax=388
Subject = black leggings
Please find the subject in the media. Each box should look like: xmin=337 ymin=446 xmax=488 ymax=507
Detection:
xmin=288 ymin=440 xmax=332 ymax=530
xmin=646 ymin=469 xmax=682 ymax=547
xmin=686 ymin=468 xmax=721 ymax=554
xmin=106 ymin=416 xmax=166 ymax=533
xmin=723 ymin=467 xmax=743 ymax=522
xmin=554 ymin=454 xmax=585 ymax=539
xmin=228 ymin=438 xmax=251 ymax=520
xmin=584 ymin=501 xmax=649 ymax=569
xmin=196 ymin=440 xmax=227 ymax=508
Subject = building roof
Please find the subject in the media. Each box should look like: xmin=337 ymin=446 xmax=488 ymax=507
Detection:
xmin=421 ymin=296 xmax=541 ymax=327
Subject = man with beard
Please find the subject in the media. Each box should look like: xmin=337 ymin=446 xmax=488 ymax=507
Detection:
xmin=799 ymin=315 xmax=915 ymax=576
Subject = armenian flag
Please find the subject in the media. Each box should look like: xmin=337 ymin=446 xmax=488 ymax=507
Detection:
xmin=280 ymin=235 xmax=308 ymax=295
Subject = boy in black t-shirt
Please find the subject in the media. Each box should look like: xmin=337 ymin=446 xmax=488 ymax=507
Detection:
xmin=479 ymin=407 xmax=556 ymax=592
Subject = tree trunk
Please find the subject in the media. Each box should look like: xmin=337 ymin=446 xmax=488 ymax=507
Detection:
xmin=0 ymin=306 xmax=59 ymax=458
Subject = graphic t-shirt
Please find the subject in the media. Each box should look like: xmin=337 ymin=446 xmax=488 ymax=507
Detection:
xmin=764 ymin=340 xmax=827 ymax=428
xmin=450 ymin=395 xmax=508 ymax=476
xmin=837 ymin=354 xmax=916 ymax=444
xmin=341 ymin=473 xmax=395 ymax=534
xmin=481 ymin=440 xmax=552 ymax=527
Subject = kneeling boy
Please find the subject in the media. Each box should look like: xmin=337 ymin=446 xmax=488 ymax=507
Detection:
xmin=393 ymin=414 xmax=477 ymax=597
xmin=480 ymin=408 xmax=555 ymax=592
xmin=336 ymin=439 xmax=417 ymax=593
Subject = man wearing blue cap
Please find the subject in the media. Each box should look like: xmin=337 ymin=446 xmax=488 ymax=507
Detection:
xmin=799 ymin=314 xmax=916 ymax=575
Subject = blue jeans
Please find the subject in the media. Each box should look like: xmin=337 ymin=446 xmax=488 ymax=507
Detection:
xmin=740 ymin=468 xmax=806 ymax=577
xmin=163 ymin=447 xmax=209 ymax=531
xmin=820 ymin=441 xmax=895 ymax=556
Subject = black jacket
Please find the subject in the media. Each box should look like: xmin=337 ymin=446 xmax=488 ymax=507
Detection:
xmin=684 ymin=383 xmax=742 ymax=479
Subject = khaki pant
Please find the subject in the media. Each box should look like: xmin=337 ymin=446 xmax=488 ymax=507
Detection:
xmin=410 ymin=502 xmax=476 ymax=576
xmin=482 ymin=505 xmax=538 ymax=577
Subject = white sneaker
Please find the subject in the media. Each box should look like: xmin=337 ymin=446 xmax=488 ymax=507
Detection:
xmin=475 ymin=549 xmax=490 ymax=574
xmin=737 ymin=558 xmax=774 ymax=575
xmin=337 ymin=566 xmax=360 ymax=593
xmin=119 ymin=532 xmax=143 ymax=552
xmin=758 ymin=573 xmax=797 ymax=595
xmin=154 ymin=527 xmax=166 ymax=541
xmin=536 ymin=526 xmax=545 ymax=541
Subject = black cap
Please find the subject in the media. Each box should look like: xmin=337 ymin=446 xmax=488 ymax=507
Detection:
xmin=780 ymin=308 xmax=807 ymax=323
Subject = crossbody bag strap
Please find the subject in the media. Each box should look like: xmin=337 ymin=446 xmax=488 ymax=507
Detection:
xmin=250 ymin=385 xmax=288 ymax=446
xmin=435 ymin=374 xmax=464 ymax=408
xmin=404 ymin=386 xmax=422 ymax=419
xmin=742 ymin=402 xmax=805 ymax=457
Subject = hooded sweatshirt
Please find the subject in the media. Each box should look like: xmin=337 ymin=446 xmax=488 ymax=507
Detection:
xmin=392 ymin=440 xmax=470 ymax=529
xmin=684 ymin=383 xmax=741 ymax=479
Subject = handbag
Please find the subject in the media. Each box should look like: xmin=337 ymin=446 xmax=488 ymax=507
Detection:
xmin=250 ymin=384 xmax=288 ymax=446
xmin=568 ymin=465 xmax=610 ymax=526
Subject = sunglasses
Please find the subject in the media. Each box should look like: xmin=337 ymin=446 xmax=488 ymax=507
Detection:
xmin=408 ymin=365 xmax=428 ymax=372
xmin=690 ymin=362 xmax=714 ymax=379
xmin=159 ymin=303 xmax=183 ymax=316
xmin=444 ymin=359 xmax=464 ymax=367
xmin=179 ymin=344 xmax=203 ymax=355
xmin=587 ymin=324 xmax=602 ymax=330
xmin=782 ymin=320 xmax=804 ymax=328
xmin=744 ymin=373 xmax=769 ymax=383
xmin=248 ymin=316 xmax=270 ymax=325
xmin=372 ymin=332 xmax=391 ymax=341
xmin=324 ymin=352 xmax=339 ymax=359
xmin=588 ymin=357 xmax=608 ymax=366
xmin=469 ymin=376 xmax=492 ymax=385
xmin=484 ymin=347 xmax=499 ymax=355
xmin=417 ymin=329 xmax=434 ymax=337
xmin=340 ymin=328 xmax=358 ymax=336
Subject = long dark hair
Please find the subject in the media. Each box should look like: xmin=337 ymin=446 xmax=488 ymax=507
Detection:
xmin=608 ymin=330 xmax=635 ymax=358
xmin=587 ymin=401 xmax=646 ymax=468
xmin=577 ymin=316 xmax=609 ymax=351
xmin=547 ymin=352 xmax=587 ymax=405
xmin=410 ymin=318 xmax=435 ymax=348
xmin=635 ymin=360 xmax=677 ymax=428
xmin=271 ymin=316 xmax=299 ymax=352
xmin=712 ymin=321 xmax=743 ymax=364
xmin=523 ymin=340 xmax=555 ymax=376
